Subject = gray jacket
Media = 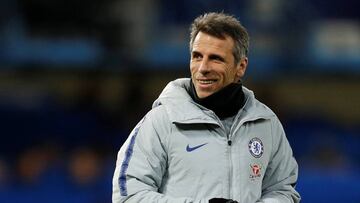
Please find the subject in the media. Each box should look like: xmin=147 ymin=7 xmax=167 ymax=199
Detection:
xmin=112 ymin=78 xmax=300 ymax=203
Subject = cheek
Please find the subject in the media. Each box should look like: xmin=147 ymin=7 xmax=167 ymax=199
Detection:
xmin=223 ymin=68 xmax=237 ymax=82
xmin=190 ymin=64 xmax=198 ymax=75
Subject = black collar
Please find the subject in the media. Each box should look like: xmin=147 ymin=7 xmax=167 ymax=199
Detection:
xmin=189 ymin=80 xmax=245 ymax=119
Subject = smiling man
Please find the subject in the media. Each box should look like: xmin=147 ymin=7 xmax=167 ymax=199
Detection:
xmin=113 ymin=12 xmax=300 ymax=203
xmin=190 ymin=31 xmax=247 ymax=99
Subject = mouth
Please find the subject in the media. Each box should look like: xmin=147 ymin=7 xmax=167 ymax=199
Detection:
xmin=194 ymin=78 xmax=218 ymax=98
xmin=197 ymin=79 xmax=217 ymax=85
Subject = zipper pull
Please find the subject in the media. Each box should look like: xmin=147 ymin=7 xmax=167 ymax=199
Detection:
xmin=227 ymin=140 xmax=232 ymax=146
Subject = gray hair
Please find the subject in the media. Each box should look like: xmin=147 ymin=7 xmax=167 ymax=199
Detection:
xmin=189 ymin=12 xmax=249 ymax=64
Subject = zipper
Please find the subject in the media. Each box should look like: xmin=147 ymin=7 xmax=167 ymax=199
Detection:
xmin=215 ymin=115 xmax=237 ymax=199
xmin=227 ymin=136 xmax=233 ymax=199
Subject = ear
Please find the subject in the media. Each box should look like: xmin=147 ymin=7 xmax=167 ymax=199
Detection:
xmin=235 ymin=57 xmax=248 ymax=80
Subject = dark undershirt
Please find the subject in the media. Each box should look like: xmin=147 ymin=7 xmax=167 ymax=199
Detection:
xmin=189 ymin=80 xmax=246 ymax=120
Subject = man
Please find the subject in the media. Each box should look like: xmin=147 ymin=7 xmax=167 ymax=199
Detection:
xmin=113 ymin=12 xmax=300 ymax=203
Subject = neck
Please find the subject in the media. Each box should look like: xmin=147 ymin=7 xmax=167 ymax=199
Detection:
xmin=189 ymin=80 xmax=245 ymax=119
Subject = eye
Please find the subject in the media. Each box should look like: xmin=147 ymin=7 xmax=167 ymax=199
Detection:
xmin=209 ymin=54 xmax=225 ymax=62
xmin=192 ymin=52 xmax=202 ymax=60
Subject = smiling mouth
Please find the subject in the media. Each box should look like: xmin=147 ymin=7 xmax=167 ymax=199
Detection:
xmin=197 ymin=79 xmax=217 ymax=84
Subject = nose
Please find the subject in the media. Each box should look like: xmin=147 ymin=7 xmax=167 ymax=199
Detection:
xmin=198 ymin=59 xmax=210 ymax=74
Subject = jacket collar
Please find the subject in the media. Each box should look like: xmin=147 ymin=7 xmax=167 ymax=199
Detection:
xmin=152 ymin=78 xmax=275 ymax=125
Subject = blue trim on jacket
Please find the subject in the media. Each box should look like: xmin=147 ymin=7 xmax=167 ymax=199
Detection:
xmin=119 ymin=117 xmax=145 ymax=196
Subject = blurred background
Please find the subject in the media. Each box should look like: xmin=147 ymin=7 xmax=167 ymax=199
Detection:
xmin=0 ymin=0 xmax=359 ymax=202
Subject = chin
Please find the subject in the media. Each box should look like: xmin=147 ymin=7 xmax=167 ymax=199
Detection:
xmin=198 ymin=92 xmax=214 ymax=99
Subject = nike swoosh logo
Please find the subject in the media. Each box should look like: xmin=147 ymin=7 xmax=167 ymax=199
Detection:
xmin=186 ymin=143 xmax=208 ymax=152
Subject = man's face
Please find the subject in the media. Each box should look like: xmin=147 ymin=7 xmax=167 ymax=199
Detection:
xmin=190 ymin=32 xmax=248 ymax=98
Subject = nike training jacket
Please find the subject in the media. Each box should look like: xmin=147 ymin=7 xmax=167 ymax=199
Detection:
xmin=112 ymin=78 xmax=300 ymax=203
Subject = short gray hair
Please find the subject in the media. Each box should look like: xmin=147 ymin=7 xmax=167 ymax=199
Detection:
xmin=189 ymin=12 xmax=249 ymax=64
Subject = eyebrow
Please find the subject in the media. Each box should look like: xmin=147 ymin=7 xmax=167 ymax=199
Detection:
xmin=191 ymin=51 xmax=202 ymax=56
xmin=192 ymin=51 xmax=225 ymax=61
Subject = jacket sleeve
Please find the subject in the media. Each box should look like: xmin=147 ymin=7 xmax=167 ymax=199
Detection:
xmin=112 ymin=108 xmax=208 ymax=203
xmin=256 ymin=117 xmax=301 ymax=203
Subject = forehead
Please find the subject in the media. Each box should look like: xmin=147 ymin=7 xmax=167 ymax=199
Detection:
xmin=192 ymin=32 xmax=234 ymax=54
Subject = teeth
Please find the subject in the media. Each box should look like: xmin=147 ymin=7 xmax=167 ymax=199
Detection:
xmin=198 ymin=80 xmax=216 ymax=84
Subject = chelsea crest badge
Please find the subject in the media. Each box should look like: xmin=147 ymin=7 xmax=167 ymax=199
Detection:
xmin=248 ymin=137 xmax=264 ymax=158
